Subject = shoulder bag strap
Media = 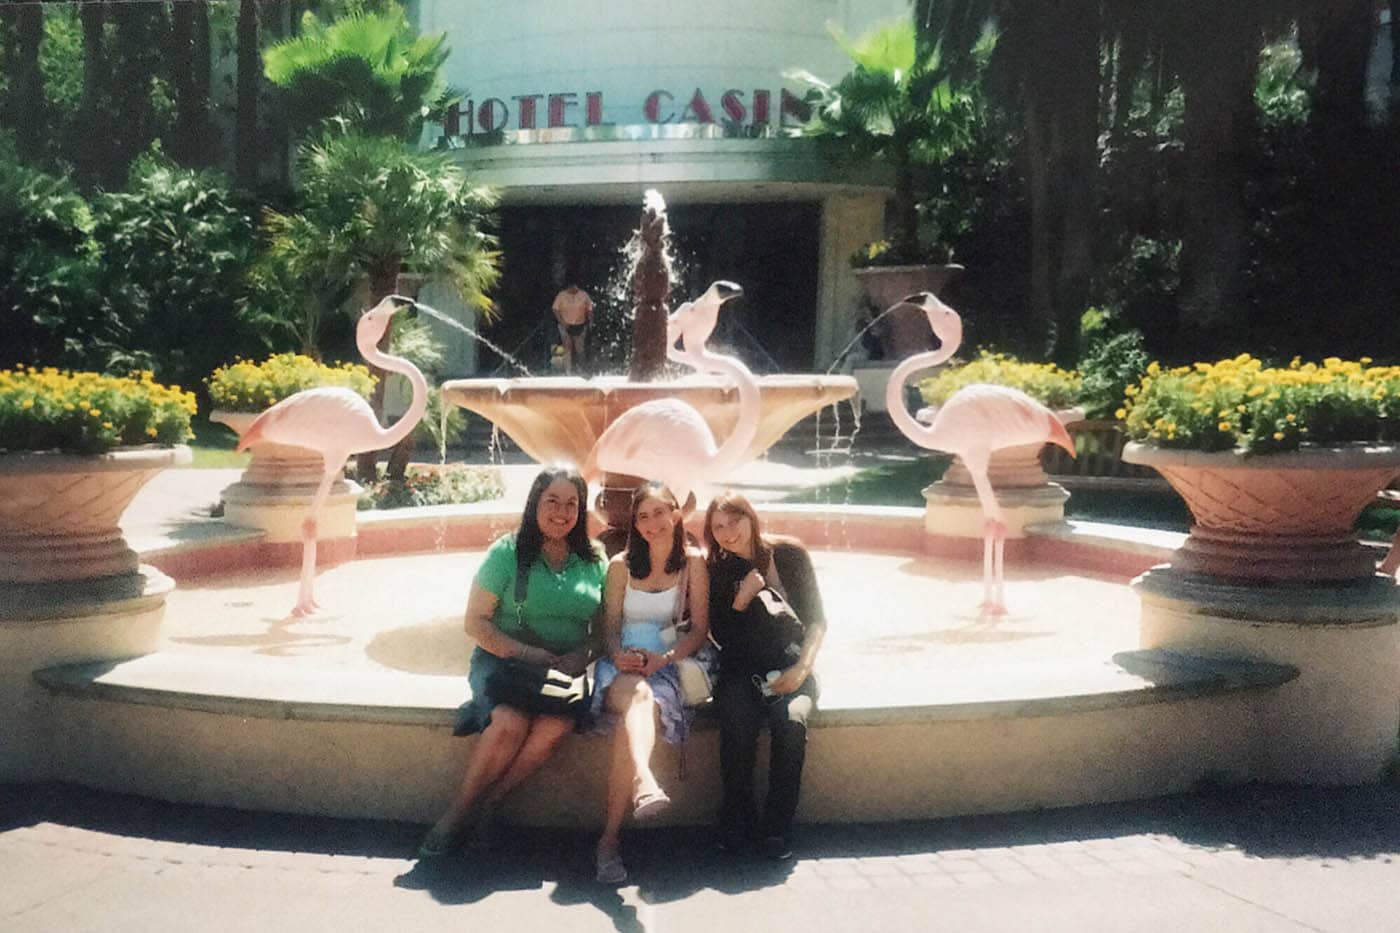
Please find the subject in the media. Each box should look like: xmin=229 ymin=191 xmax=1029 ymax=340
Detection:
xmin=514 ymin=560 xmax=528 ymax=628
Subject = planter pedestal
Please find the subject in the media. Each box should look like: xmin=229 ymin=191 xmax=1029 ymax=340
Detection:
xmin=0 ymin=446 xmax=189 ymax=781
xmin=1136 ymin=569 xmax=1400 ymax=784
xmin=211 ymin=411 xmax=361 ymax=544
xmin=922 ymin=443 xmax=1070 ymax=541
xmin=1123 ymin=443 xmax=1400 ymax=785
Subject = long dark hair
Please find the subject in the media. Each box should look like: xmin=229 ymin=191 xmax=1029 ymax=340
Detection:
xmin=703 ymin=491 xmax=772 ymax=572
xmin=516 ymin=463 xmax=598 ymax=583
xmin=625 ymin=482 xmax=686 ymax=579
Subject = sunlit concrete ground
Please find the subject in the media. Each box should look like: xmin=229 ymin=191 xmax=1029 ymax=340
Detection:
xmin=156 ymin=548 xmax=1140 ymax=711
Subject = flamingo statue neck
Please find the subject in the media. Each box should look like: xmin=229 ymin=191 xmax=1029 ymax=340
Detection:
xmin=357 ymin=310 xmax=429 ymax=451
xmin=885 ymin=334 xmax=960 ymax=446
xmin=696 ymin=346 xmax=760 ymax=477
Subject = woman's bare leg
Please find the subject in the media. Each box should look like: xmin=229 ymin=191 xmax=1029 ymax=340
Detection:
xmin=484 ymin=713 xmax=576 ymax=803
xmin=425 ymin=705 xmax=530 ymax=841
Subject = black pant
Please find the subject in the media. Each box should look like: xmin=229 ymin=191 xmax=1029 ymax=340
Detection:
xmin=713 ymin=673 xmax=817 ymax=840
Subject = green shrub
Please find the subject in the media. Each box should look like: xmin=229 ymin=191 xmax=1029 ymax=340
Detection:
xmin=919 ymin=351 xmax=1082 ymax=409
xmin=0 ymin=133 xmax=108 ymax=371
xmin=206 ymin=353 xmax=375 ymax=412
xmin=358 ymin=464 xmax=505 ymax=510
xmin=1120 ymin=355 xmax=1400 ymax=453
xmin=92 ymin=147 xmax=259 ymax=391
xmin=1077 ymin=312 xmax=1150 ymax=419
xmin=0 ymin=367 xmax=195 ymax=455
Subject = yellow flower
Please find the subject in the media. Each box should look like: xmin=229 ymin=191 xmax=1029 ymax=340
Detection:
xmin=21 ymin=399 xmax=33 ymax=409
xmin=1218 ymin=422 xmax=1231 ymax=431
xmin=1273 ymin=432 xmax=1284 ymax=440
xmin=1114 ymin=408 xmax=1127 ymax=420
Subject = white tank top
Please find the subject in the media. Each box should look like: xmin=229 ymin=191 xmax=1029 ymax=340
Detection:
xmin=621 ymin=582 xmax=679 ymax=653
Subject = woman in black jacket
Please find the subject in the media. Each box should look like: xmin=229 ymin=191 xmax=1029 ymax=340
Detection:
xmin=703 ymin=492 xmax=826 ymax=859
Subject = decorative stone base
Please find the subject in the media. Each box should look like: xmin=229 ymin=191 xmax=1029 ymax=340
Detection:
xmin=211 ymin=410 xmax=361 ymax=545
xmin=923 ymin=480 xmax=1070 ymax=539
xmin=1134 ymin=567 xmax=1400 ymax=785
xmin=221 ymin=483 xmax=361 ymax=544
xmin=0 ymin=566 xmax=172 ymax=781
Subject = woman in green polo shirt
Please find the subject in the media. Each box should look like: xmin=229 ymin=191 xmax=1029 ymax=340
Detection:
xmin=418 ymin=464 xmax=606 ymax=858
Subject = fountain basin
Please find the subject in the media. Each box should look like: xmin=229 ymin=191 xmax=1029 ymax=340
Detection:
xmin=441 ymin=374 xmax=858 ymax=468
xmin=23 ymin=503 xmax=1317 ymax=826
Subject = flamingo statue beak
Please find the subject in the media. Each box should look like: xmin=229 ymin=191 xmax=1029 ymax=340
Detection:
xmin=896 ymin=292 xmax=961 ymax=349
xmin=714 ymin=281 xmax=743 ymax=303
xmin=383 ymin=294 xmax=419 ymax=318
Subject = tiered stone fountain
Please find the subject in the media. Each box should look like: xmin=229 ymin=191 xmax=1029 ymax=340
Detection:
xmin=443 ymin=190 xmax=857 ymax=542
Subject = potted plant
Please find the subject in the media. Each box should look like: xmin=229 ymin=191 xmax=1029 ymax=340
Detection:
xmin=1120 ymin=355 xmax=1400 ymax=582
xmin=790 ymin=15 xmax=995 ymax=347
xmin=0 ymin=367 xmax=194 ymax=584
xmin=207 ymin=354 xmax=375 ymax=538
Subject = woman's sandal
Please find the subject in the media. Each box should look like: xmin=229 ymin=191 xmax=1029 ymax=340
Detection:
xmin=631 ymin=787 xmax=672 ymax=821
xmin=416 ymin=826 xmax=465 ymax=859
xmin=595 ymin=848 xmax=628 ymax=885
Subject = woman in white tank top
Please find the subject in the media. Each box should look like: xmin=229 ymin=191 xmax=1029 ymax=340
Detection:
xmin=589 ymin=483 xmax=709 ymax=885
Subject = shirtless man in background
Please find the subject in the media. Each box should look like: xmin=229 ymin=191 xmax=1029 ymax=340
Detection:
xmin=552 ymin=284 xmax=593 ymax=373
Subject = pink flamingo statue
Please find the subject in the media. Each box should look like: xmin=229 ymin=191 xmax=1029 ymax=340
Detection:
xmin=583 ymin=281 xmax=755 ymax=510
xmin=236 ymin=295 xmax=427 ymax=617
xmin=885 ymin=292 xmax=1077 ymax=616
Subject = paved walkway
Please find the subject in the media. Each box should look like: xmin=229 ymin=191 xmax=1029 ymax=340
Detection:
xmin=5 ymin=780 xmax=1400 ymax=932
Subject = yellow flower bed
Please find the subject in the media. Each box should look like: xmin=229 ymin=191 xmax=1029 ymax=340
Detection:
xmin=0 ymin=367 xmax=195 ymax=455
xmin=918 ymin=351 xmax=1082 ymax=409
xmin=1120 ymin=355 xmax=1400 ymax=453
xmin=206 ymin=353 xmax=375 ymax=413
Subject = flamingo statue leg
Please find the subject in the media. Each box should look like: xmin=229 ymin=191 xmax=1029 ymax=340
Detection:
xmin=962 ymin=454 xmax=1008 ymax=618
xmin=292 ymin=460 xmax=341 ymax=617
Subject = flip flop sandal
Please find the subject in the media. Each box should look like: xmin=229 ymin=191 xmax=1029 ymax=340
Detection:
xmin=631 ymin=788 xmax=672 ymax=821
xmin=415 ymin=827 xmax=464 ymax=859
xmin=595 ymin=850 xmax=628 ymax=885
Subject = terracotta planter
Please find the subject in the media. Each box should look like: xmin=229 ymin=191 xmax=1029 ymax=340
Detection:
xmin=209 ymin=410 xmax=359 ymax=542
xmin=1122 ymin=442 xmax=1400 ymax=583
xmin=853 ymin=264 xmax=962 ymax=358
xmin=0 ymin=446 xmax=191 ymax=584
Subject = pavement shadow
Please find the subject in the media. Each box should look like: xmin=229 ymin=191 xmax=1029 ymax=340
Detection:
xmin=1137 ymin=782 xmax=1400 ymax=861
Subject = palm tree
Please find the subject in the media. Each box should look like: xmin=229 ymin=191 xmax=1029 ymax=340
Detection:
xmin=790 ymin=15 xmax=997 ymax=263
xmin=235 ymin=0 xmax=260 ymax=188
xmin=261 ymin=132 xmax=499 ymax=479
xmin=262 ymin=6 xmax=453 ymax=142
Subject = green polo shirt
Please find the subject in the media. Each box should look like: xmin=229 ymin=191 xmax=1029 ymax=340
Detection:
xmin=475 ymin=533 xmax=605 ymax=652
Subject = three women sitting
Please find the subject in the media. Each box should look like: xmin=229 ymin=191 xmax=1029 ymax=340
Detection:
xmin=420 ymin=466 xmax=825 ymax=877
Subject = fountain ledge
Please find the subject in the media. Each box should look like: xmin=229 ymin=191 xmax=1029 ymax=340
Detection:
xmin=32 ymin=648 xmax=1295 ymax=825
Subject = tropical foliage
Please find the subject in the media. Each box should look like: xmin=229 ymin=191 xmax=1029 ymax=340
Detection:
xmin=206 ymin=353 xmax=374 ymax=413
xmin=792 ymin=16 xmax=997 ymax=265
xmin=93 ymin=147 xmax=259 ymax=392
xmin=0 ymin=134 xmax=106 ymax=371
xmin=0 ymin=367 xmax=195 ymax=455
xmin=918 ymin=351 xmax=1082 ymax=409
xmin=263 ymin=4 xmax=453 ymax=142
xmin=1075 ymin=309 xmax=1150 ymax=420
xmin=1119 ymin=355 xmax=1400 ymax=454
